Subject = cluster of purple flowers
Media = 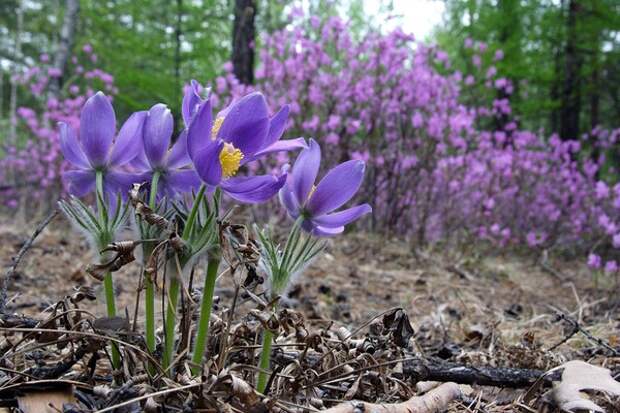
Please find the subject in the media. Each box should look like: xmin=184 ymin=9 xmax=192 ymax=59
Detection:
xmin=1 ymin=45 xmax=116 ymax=209
xmin=212 ymin=14 xmax=620 ymax=269
xmin=57 ymin=82 xmax=371 ymax=236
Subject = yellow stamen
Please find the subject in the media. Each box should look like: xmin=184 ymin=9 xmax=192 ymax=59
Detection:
xmin=219 ymin=143 xmax=243 ymax=178
xmin=211 ymin=117 xmax=224 ymax=140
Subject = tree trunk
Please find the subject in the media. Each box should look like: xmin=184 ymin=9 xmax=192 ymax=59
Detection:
xmin=232 ymin=0 xmax=256 ymax=85
xmin=174 ymin=0 xmax=183 ymax=101
xmin=9 ymin=1 xmax=23 ymax=145
xmin=559 ymin=0 xmax=582 ymax=141
xmin=50 ymin=0 xmax=79 ymax=96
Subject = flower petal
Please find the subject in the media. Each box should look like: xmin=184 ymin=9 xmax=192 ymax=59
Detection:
xmin=263 ymin=104 xmax=289 ymax=148
xmin=187 ymin=99 xmax=213 ymax=161
xmin=221 ymin=173 xmax=287 ymax=204
xmin=105 ymin=170 xmax=143 ymax=199
xmin=193 ymin=140 xmax=223 ymax=186
xmin=218 ymin=92 xmax=270 ymax=158
xmin=182 ymin=79 xmax=203 ymax=127
xmin=250 ymin=137 xmax=307 ymax=161
xmin=110 ymin=111 xmax=146 ymax=166
xmin=144 ymin=104 xmax=173 ymax=167
xmin=279 ymin=186 xmax=301 ymax=219
xmin=292 ymin=139 xmax=321 ymax=205
xmin=307 ymin=160 xmax=366 ymax=216
xmin=80 ymin=91 xmax=116 ymax=167
xmin=312 ymin=225 xmax=344 ymax=237
xmin=312 ymin=204 xmax=372 ymax=228
xmin=63 ymin=170 xmax=95 ymax=197
xmin=167 ymin=130 xmax=191 ymax=169
xmin=59 ymin=122 xmax=89 ymax=168
xmin=162 ymin=169 xmax=202 ymax=197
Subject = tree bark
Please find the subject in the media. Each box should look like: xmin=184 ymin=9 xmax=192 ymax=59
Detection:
xmin=50 ymin=0 xmax=79 ymax=96
xmin=9 ymin=1 xmax=23 ymax=145
xmin=174 ymin=0 xmax=183 ymax=101
xmin=559 ymin=0 xmax=582 ymax=141
xmin=232 ymin=0 xmax=256 ymax=85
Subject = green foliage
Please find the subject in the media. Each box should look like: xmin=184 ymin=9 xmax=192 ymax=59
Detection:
xmin=436 ymin=0 xmax=620 ymax=134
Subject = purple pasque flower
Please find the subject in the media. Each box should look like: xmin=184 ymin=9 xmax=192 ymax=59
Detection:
xmin=130 ymin=103 xmax=201 ymax=198
xmin=279 ymin=139 xmax=371 ymax=237
xmin=187 ymin=90 xmax=306 ymax=203
xmin=60 ymin=91 xmax=144 ymax=198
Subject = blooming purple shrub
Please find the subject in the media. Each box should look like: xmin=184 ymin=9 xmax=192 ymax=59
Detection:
xmin=213 ymin=15 xmax=620 ymax=268
xmin=1 ymin=46 xmax=117 ymax=210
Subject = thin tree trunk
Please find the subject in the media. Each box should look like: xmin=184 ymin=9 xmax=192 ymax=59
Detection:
xmin=9 ymin=2 xmax=23 ymax=146
xmin=232 ymin=0 xmax=256 ymax=85
xmin=559 ymin=0 xmax=582 ymax=141
xmin=174 ymin=0 xmax=183 ymax=100
xmin=50 ymin=0 xmax=79 ymax=96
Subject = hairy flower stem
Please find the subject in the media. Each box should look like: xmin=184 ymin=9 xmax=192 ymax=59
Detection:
xmin=256 ymin=327 xmax=274 ymax=393
xmin=190 ymin=251 xmax=220 ymax=375
xmin=95 ymin=171 xmax=120 ymax=369
xmin=144 ymin=172 xmax=160 ymax=373
xmin=182 ymin=184 xmax=206 ymax=240
xmin=162 ymin=259 xmax=181 ymax=372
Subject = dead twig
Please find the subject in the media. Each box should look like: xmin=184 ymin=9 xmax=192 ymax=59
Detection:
xmin=1 ymin=209 xmax=58 ymax=312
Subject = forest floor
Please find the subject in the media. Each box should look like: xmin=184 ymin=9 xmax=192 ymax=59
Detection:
xmin=0 ymin=216 xmax=619 ymax=412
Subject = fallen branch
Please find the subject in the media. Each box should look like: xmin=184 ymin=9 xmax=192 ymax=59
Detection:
xmin=322 ymin=382 xmax=461 ymax=413
xmin=1 ymin=209 xmax=58 ymax=313
xmin=275 ymin=351 xmax=554 ymax=388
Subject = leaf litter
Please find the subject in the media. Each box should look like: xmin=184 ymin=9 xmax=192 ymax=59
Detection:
xmin=0 ymin=219 xmax=618 ymax=412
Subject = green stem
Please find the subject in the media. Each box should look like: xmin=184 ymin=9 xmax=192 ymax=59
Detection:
xmin=96 ymin=171 xmax=119 ymax=369
xmin=182 ymin=184 xmax=206 ymax=239
xmin=148 ymin=171 xmax=160 ymax=210
xmin=256 ymin=329 xmax=274 ymax=393
xmin=103 ymin=271 xmax=120 ymax=368
xmin=144 ymin=172 xmax=160 ymax=372
xmin=162 ymin=260 xmax=181 ymax=372
xmin=190 ymin=253 xmax=220 ymax=375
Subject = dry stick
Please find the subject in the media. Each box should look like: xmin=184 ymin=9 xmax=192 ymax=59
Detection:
xmin=322 ymin=382 xmax=462 ymax=413
xmin=93 ymin=382 xmax=201 ymax=413
xmin=547 ymin=308 xmax=620 ymax=356
xmin=0 ymin=327 xmax=165 ymax=374
xmin=1 ymin=209 xmax=58 ymax=312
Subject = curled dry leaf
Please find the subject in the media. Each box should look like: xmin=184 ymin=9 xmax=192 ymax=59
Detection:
xmin=552 ymin=360 xmax=620 ymax=412
xmin=322 ymin=382 xmax=461 ymax=413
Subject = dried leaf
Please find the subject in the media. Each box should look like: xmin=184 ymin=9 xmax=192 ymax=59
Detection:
xmin=16 ymin=384 xmax=76 ymax=413
xmin=552 ymin=360 xmax=620 ymax=412
xmin=382 ymin=309 xmax=414 ymax=347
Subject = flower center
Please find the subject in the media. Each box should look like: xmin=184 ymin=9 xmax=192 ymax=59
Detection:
xmin=219 ymin=143 xmax=243 ymax=178
xmin=211 ymin=117 xmax=224 ymax=140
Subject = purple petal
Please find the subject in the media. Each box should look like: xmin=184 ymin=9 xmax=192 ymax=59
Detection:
xmin=80 ymin=91 xmax=116 ymax=167
xmin=105 ymin=170 xmax=143 ymax=199
xmin=278 ymin=186 xmax=301 ymax=219
xmin=182 ymin=79 xmax=203 ymax=127
xmin=187 ymin=99 xmax=213 ymax=161
xmin=221 ymin=173 xmax=287 ymax=204
xmin=144 ymin=104 xmax=173 ymax=167
xmin=312 ymin=225 xmax=345 ymax=237
xmin=312 ymin=204 xmax=372 ymax=228
xmin=63 ymin=170 xmax=95 ymax=197
xmin=193 ymin=140 xmax=223 ymax=186
xmin=167 ymin=130 xmax=191 ymax=169
xmin=292 ymin=139 xmax=321 ymax=205
xmin=218 ymin=92 xmax=270 ymax=157
xmin=249 ymin=137 xmax=307 ymax=161
xmin=110 ymin=111 xmax=146 ymax=166
xmin=59 ymin=122 xmax=89 ymax=168
xmin=163 ymin=169 xmax=201 ymax=196
xmin=307 ymin=160 xmax=365 ymax=216
xmin=263 ymin=105 xmax=289 ymax=147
